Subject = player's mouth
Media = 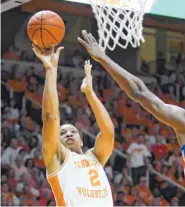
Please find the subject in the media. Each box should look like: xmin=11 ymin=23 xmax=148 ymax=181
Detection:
xmin=66 ymin=138 xmax=75 ymax=144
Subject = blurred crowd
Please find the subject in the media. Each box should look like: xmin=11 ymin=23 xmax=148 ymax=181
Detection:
xmin=1 ymin=49 xmax=185 ymax=206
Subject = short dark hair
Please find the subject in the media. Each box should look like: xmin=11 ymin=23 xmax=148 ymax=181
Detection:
xmin=24 ymin=158 xmax=35 ymax=168
xmin=60 ymin=124 xmax=83 ymax=140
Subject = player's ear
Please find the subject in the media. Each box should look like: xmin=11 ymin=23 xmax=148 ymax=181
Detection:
xmin=81 ymin=142 xmax=83 ymax=147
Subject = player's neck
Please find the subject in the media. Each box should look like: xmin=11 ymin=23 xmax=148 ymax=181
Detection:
xmin=74 ymin=148 xmax=83 ymax=154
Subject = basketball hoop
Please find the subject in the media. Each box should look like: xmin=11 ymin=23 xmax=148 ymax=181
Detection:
xmin=89 ymin=0 xmax=154 ymax=51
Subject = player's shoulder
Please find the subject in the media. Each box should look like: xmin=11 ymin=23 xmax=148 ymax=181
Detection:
xmin=85 ymin=148 xmax=100 ymax=162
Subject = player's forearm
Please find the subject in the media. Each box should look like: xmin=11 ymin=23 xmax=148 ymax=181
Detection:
xmin=85 ymin=90 xmax=114 ymax=136
xmin=99 ymin=55 xmax=146 ymax=101
xmin=42 ymin=68 xmax=59 ymax=120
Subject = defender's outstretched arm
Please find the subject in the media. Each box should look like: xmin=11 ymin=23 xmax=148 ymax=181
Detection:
xmin=78 ymin=31 xmax=185 ymax=146
xmin=81 ymin=60 xmax=114 ymax=166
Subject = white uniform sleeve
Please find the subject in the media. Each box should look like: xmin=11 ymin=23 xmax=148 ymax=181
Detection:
xmin=1 ymin=148 xmax=10 ymax=165
xmin=143 ymin=145 xmax=151 ymax=157
xmin=127 ymin=143 xmax=134 ymax=154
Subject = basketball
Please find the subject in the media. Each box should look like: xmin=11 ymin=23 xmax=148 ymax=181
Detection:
xmin=27 ymin=10 xmax=65 ymax=49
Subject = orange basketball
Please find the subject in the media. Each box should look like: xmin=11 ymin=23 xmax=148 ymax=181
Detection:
xmin=27 ymin=10 xmax=65 ymax=49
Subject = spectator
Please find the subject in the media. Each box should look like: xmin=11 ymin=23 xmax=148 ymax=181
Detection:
xmin=39 ymin=188 xmax=52 ymax=206
xmin=1 ymin=138 xmax=19 ymax=166
xmin=7 ymin=168 xmax=17 ymax=191
xmin=19 ymin=184 xmax=38 ymax=206
xmin=12 ymin=155 xmax=28 ymax=181
xmin=168 ymin=148 xmax=182 ymax=166
xmin=123 ymin=186 xmax=137 ymax=205
xmin=24 ymin=158 xmax=35 ymax=173
xmin=114 ymin=191 xmax=126 ymax=206
xmin=72 ymin=50 xmax=84 ymax=68
xmin=151 ymin=136 xmax=168 ymax=160
xmin=136 ymin=176 xmax=152 ymax=205
xmin=127 ymin=134 xmax=151 ymax=184
xmin=170 ymin=197 xmax=179 ymax=206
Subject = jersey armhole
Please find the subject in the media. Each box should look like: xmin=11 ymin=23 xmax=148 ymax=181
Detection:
xmin=85 ymin=148 xmax=101 ymax=164
xmin=47 ymin=149 xmax=70 ymax=179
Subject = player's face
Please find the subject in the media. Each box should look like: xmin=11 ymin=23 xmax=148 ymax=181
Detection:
xmin=60 ymin=124 xmax=82 ymax=152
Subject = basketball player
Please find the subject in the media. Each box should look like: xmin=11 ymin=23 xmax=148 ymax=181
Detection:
xmin=78 ymin=30 xmax=185 ymax=172
xmin=32 ymin=44 xmax=114 ymax=207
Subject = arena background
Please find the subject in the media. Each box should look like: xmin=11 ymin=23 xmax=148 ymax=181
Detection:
xmin=1 ymin=0 xmax=185 ymax=206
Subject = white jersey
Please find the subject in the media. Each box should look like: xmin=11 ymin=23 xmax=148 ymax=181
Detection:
xmin=47 ymin=149 xmax=113 ymax=207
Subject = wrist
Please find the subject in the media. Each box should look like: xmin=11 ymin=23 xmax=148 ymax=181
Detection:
xmin=99 ymin=52 xmax=107 ymax=62
xmin=84 ymin=89 xmax=94 ymax=96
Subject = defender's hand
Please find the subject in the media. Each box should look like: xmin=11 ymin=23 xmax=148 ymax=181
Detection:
xmin=81 ymin=60 xmax=93 ymax=94
xmin=78 ymin=30 xmax=105 ymax=63
xmin=32 ymin=44 xmax=64 ymax=70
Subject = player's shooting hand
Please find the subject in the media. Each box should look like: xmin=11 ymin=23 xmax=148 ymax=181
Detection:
xmin=81 ymin=60 xmax=93 ymax=94
xmin=78 ymin=30 xmax=105 ymax=63
xmin=32 ymin=44 xmax=64 ymax=70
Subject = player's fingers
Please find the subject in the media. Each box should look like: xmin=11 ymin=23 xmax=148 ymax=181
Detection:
xmin=32 ymin=43 xmax=43 ymax=53
xmin=32 ymin=48 xmax=41 ymax=58
xmin=56 ymin=47 xmax=64 ymax=57
xmin=85 ymin=60 xmax=92 ymax=75
xmin=89 ymin=33 xmax=97 ymax=44
xmin=49 ymin=44 xmax=54 ymax=55
xmin=84 ymin=60 xmax=88 ymax=74
xmin=82 ymin=30 xmax=91 ymax=44
xmin=87 ymin=60 xmax=92 ymax=73
xmin=78 ymin=37 xmax=89 ymax=49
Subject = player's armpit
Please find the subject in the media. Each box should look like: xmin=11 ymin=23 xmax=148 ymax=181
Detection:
xmin=42 ymin=117 xmax=67 ymax=170
xmin=136 ymin=90 xmax=185 ymax=131
xmin=94 ymin=132 xmax=114 ymax=166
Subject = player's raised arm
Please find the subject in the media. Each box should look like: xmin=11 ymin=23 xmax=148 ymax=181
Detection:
xmin=32 ymin=45 xmax=68 ymax=171
xmin=78 ymin=31 xmax=185 ymax=146
xmin=81 ymin=60 xmax=114 ymax=166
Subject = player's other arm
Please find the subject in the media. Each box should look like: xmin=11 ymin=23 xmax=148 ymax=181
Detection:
xmin=81 ymin=61 xmax=114 ymax=166
xmin=78 ymin=31 xmax=185 ymax=146
xmin=99 ymin=58 xmax=185 ymax=145
xmin=32 ymin=45 xmax=67 ymax=169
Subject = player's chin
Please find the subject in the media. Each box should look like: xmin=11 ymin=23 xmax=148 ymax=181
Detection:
xmin=66 ymin=144 xmax=76 ymax=152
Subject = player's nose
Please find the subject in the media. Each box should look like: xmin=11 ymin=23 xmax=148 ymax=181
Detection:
xmin=66 ymin=131 xmax=73 ymax=137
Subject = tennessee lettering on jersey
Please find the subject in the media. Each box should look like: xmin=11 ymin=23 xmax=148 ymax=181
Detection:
xmin=77 ymin=187 xmax=108 ymax=198
xmin=47 ymin=149 xmax=113 ymax=207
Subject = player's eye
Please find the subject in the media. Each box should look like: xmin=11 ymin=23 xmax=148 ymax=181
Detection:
xmin=60 ymin=131 xmax=65 ymax=135
xmin=71 ymin=130 xmax=76 ymax=134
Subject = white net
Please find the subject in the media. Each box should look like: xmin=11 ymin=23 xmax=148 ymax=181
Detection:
xmin=89 ymin=0 xmax=154 ymax=51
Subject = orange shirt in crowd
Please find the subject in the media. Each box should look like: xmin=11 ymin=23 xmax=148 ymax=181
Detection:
xmin=136 ymin=185 xmax=152 ymax=205
xmin=123 ymin=195 xmax=136 ymax=205
xmin=160 ymin=199 xmax=169 ymax=206
xmin=7 ymin=79 xmax=27 ymax=92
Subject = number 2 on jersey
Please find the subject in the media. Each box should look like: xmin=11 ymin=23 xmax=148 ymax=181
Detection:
xmin=89 ymin=169 xmax=101 ymax=186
